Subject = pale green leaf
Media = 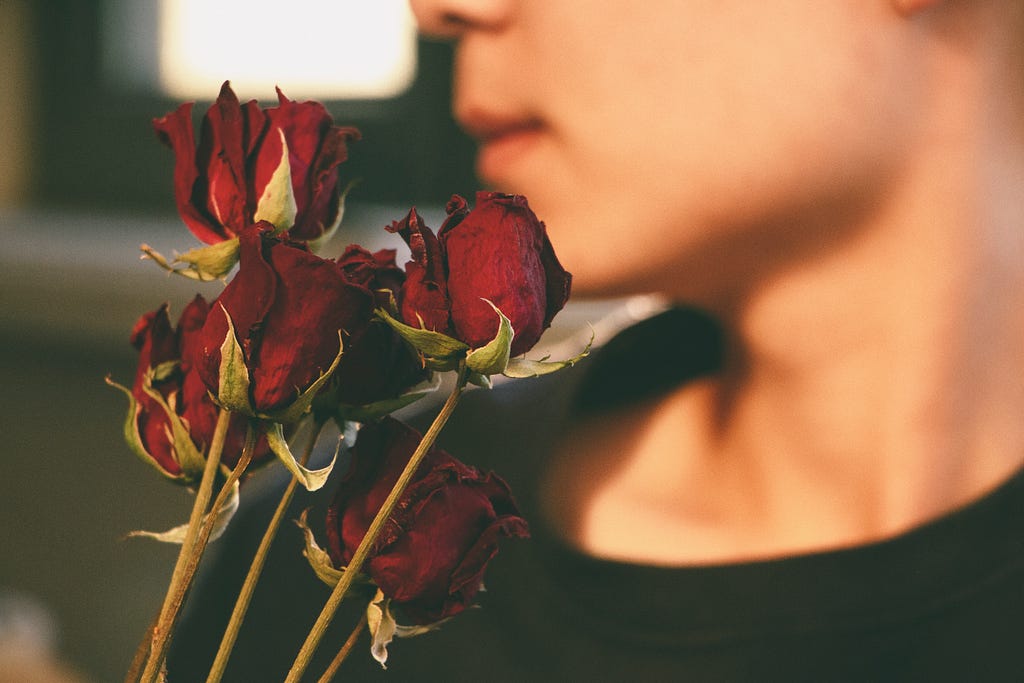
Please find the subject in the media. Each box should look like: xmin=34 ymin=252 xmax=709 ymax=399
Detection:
xmin=375 ymin=308 xmax=469 ymax=360
xmin=216 ymin=309 xmax=255 ymax=416
xmin=105 ymin=376 xmax=187 ymax=483
xmin=172 ymin=237 xmax=241 ymax=280
xmin=127 ymin=479 xmax=239 ymax=543
xmin=367 ymin=590 xmax=397 ymax=669
xmin=253 ymin=130 xmax=298 ymax=233
xmin=465 ymin=299 xmax=513 ymax=376
xmin=296 ymin=508 xmax=344 ymax=587
xmin=503 ymin=329 xmax=594 ymax=378
xmin=264 ymin=421 xmax=336 ymax=491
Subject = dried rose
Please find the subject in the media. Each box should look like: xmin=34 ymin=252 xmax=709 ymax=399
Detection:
xmin=110 ymin=297 xmax=269 ymax=482
xmin=153 ymin=81 xmax=359 ymax=245
xmin=388 ymin=192 xmax=571 ymax=357
xmin=325 ymin=418 xmax=529 ymax=625
xmin=194 ymin=222 xmax=375 ymax=421
xmin=319 ymin=246 xmax=431 ymax=417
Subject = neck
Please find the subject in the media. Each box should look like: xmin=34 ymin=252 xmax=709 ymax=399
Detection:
xmin=547 ymin=97 xmax=1024 ymax=566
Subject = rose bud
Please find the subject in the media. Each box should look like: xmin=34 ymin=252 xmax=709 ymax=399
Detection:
xmin=389 ymin=192 xmax=571 ymax=359
xmin=148 ymin=82 xmax=359 ymax=281
xmin=325 ymin=418 xmax=529 ymax=625
xmin=110 ymin=297 xmax=270 ymax=483
xmin=441 ymin=192 xmax=571 ymax=356
xmin=154 ymin=81 xmax=359 ymax=245
xmin=194 ymin=222 xmax=375 ymax=421
xmin=320 ymin=246 xmax=431 ymax=416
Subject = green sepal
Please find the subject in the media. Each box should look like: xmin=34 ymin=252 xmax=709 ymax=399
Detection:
xmin=126 ymin=478 xmax=239 ymax=544
xmin=261 ymin=332 xmax=345 ymax=424
xmin=466 ymin=372 xmax=491 ymax=389
xmin=152 ymin=360 xmax=179 ymax=383
xmin=105 ymin=376 xmax=189 ymax=483
xmin=264 ymin=421 xmax=336 ymax=491
xmin=332 ymin=374 xmax=440 ymax=424
xmin=366 ymin=588 xmax=447 ymax=669
xmin=503 ymin=329 xmax=594 ymax=378
xmin=138 ymin=370 xmax=207 ymax=481
xmin=465 ymin=300 xmax=514 ymax=376
xmin=140 ymin=238 xmax=240 ymax=282
xmin=253 ymin=130 xmax=298 ymax=234
xmin=296 ymin=508 xmax=373 ymax=588
xmin=308 ymin=178 xmax=358 ymax=254
xmin=216 ymin=309 xmax=255 ymax=417
xmin=375 ymin=308 xmax=469 ymax=363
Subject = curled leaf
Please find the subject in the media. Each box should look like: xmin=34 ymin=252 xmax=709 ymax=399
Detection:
xmin=127 ymin=478 xmax=239 ymax=543
xmin=264 ymin=421 xmax=336 ymax=491
xmin=465 ymin=299 xmax=513 ymax=376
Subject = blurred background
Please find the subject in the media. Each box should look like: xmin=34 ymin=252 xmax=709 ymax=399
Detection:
xmin=0 ymin=2 xmax=621 ymax=680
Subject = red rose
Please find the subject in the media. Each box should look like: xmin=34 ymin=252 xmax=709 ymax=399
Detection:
xmin=327 ymin=246 xmax=430 ymax=409
xmin=153 ymin=81 xmax=359 ymax=244
xmin=388 ymin=192 xmax=571 ymax=356
xmin=195 ymin=222 xmax=375 ymax=416
xmin=122 ymin=297 xmax=269 ymax=478
xmin=325 ymin=418 xmax=529 ymax=624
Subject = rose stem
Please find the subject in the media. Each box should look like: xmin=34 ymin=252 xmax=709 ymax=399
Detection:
xmin=130 ymin=408 xmax=230 ymax=682
xmin=316 ymin=611 xmax=368 ymax=683
xmin=205 ymin=418 xmax=327 ymax=683
xmin=140 ymin=419 xmax=256 ymax=683
xmin=285 ymin=371 xmax=468 ymax=682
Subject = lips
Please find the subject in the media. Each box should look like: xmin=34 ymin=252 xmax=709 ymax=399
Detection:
xmin=457 ymin=109 xmax=544 ymax=184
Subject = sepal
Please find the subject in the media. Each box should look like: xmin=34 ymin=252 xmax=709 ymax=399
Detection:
xmin=375 ymin=308 xmax=469 ymax=370
xmin=503 ymin=329 xmax=594 ymax=378
xmin=216 ymin=309 xmax=255 ymax=416
xmin=105 ymin=376 xmax=189 ymax=483
xmin=126 ymin=477 xmax=239 ymax=543
xmin=264 ymin=421 xmax=336 ymax=491
xmin=140 ymin=238 xmax=240 ymax=281
xmin=296 ymin=508 xmax=372 ymax=587
xmin=366 ymin=589 xmax=447 ymax=669
xmin=464 ymin=299 xmax=513 ymax=376
xmin=253 ymin=129 xmax=298 ymax=234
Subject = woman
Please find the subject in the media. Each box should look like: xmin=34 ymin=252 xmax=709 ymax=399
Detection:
xmin=403 ymin=0 xmax=1024 ymax=679
xmin=171 ymin=1 xmax=1024 ymax=679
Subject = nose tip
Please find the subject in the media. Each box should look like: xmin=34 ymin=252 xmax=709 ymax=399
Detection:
xmin=409 ymin=0 xmax=511 ymax=38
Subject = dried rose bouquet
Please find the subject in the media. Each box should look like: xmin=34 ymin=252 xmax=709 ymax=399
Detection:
xmin=110 ymin=82 xmax=586 ymax=682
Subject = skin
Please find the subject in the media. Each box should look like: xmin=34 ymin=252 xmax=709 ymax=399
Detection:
xmin=411 ymin=0 xmax=1024 ymax=564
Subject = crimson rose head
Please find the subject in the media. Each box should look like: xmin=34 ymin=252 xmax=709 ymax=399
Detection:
xmin=153 ymin=81 xmax=359 ymax=244
xmin=195 ymin=222 xmax=375 ymax=418
xmin=121 ymin=297 xmax=269 ymax=479
xmin=390 ymin=192 xmax=571 ymax=356
xmin=325 ymin=418 xmax=529 ymax=624
xmin=326 ymin=246 xmax=430 ymax=410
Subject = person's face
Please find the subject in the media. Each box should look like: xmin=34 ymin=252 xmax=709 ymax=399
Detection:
xmin=410 ymin=1 xmax=924 ymax=304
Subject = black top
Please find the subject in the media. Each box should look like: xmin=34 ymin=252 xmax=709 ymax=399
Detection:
xmin=169 ymin=308 xmax=1024 ymax=682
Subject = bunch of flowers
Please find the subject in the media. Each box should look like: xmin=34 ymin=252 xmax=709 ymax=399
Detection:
xmin=111 ymin=82 xmax=586 ymax=682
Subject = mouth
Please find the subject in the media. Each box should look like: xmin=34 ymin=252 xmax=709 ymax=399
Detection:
xmin=458 ymin=112 xmax=544 ymax=184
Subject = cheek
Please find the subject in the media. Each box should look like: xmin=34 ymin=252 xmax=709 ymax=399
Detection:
xmin=527 ymin=19 xmax=918 ymax=298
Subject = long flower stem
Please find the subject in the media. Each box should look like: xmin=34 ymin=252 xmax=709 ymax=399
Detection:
xmin=140 ymin=417 xmax=254 ymax=683
xmin=285 ymin=377 xmax=467 ymax=682
xmin=317 ymin=611 xmax=368 ymax=683
xmin=134 ymin=409 xmax=231 ymax=682
xmin=206 ymin=419 xmax=327 ymax=683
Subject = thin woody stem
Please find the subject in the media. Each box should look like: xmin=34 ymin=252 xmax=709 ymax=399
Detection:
xmin=123 ymin=613 xmax=157 ymax=683
xmin=205 ymin=419 xmax=327 ymax=683
xmin=317 ymin=611 xmax=368 ymax=683
xmin=285 ymin=374 xmax=467 ymax=682
xmin=140 ymin=417 xmax=255 ymax=683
